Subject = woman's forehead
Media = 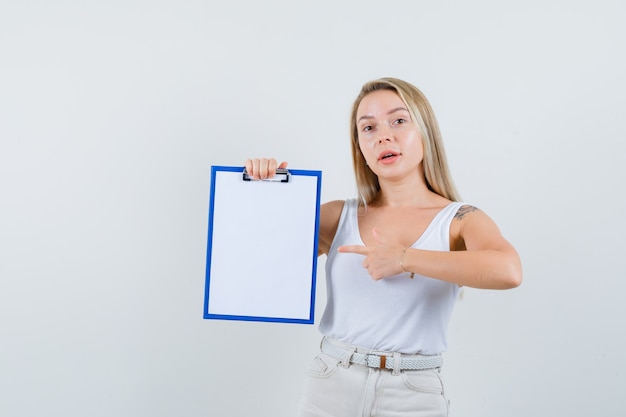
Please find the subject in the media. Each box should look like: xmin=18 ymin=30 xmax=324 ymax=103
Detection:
xmin=357 ymin=90 xmax=407 ymax=116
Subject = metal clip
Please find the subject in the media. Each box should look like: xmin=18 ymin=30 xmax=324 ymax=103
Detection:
xmin=242 ymin=167 xmax=290 ymax=183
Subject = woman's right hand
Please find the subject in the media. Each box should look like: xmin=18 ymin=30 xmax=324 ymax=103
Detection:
xmin=244 ymin=158 xmax=288 ymax=180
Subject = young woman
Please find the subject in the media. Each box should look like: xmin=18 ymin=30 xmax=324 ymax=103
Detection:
xmin=245 ymin=77 xmax=522 ymax=417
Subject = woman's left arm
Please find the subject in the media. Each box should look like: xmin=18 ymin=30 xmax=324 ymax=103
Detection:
xmin=403 ymin=206 xmax=522 ymax=289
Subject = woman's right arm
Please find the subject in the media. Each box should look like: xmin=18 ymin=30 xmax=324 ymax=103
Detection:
xmin=317 ymin=200 xmax=344 ymax=256
xmin=244 ymin=158 xmax=343 ymax=257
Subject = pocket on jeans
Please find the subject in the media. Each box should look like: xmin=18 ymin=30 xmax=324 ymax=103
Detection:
xmin=401 ymin=368 xmax=445 ymax=395
xmin=306 ymin=353 xmax=341 ymax=379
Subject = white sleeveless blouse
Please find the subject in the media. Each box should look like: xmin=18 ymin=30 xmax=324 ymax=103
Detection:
xmin=319 ymin=199 xmax=464 ymax=355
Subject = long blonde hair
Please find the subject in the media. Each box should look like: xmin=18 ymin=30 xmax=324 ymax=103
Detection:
xmin=349 ymin=77 xmax=460 ymax=205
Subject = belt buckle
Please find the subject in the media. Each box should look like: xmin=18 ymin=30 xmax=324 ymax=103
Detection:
xmin=366 ymin=354 xmax=388 ymax=369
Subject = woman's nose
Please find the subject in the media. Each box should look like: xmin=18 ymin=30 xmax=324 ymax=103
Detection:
xmin=378 ymin=128 xmax=392 ymax=143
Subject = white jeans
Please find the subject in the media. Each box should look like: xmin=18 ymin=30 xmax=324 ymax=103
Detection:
xmin=296 ymin=341 xmax=450 ymax=417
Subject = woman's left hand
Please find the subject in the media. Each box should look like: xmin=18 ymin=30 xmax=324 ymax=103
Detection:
xmin=338 ymin=228 xmax=407 ymax=280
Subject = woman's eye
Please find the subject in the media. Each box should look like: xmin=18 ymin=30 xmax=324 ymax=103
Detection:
xmin=394 ymin=118 xmax=406 ymax=125
xmin=362 ymin=125 xmax=373 ymax=132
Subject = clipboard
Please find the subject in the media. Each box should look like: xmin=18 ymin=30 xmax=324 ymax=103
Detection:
xmin=203 ymin=165 xmax=322 ymax=324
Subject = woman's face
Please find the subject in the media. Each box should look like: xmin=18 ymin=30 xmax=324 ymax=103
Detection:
xmin=355 ymin=89 xmax=424 ymax=181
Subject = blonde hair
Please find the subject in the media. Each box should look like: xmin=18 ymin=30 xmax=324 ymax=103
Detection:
xmin=349 ymin=77 xmax=460 ymax=205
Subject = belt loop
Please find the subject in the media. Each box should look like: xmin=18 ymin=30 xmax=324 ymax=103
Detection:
xmin=392 ymin=351 xmax=401 ymax=376
xmin=341 ymin=345 xmax=356 ymax=369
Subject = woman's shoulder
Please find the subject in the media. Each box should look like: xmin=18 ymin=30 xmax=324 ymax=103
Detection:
xmin=320 ymin=199 xmax=347 ymax=222
xmin=451 ymin=203 xmax=480 ymax=219
xmin=322 ymin=198 xmax=347 ymax=208
xmin=449 ymin=202 xmax=507 ymax=250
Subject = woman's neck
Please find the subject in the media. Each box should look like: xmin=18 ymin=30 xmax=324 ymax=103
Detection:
xmin=373 ymin=176 xmax=442 ymax=208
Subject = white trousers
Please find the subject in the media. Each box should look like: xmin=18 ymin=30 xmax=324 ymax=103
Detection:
xmin=296 ymin=341 xmax=450 ymax=417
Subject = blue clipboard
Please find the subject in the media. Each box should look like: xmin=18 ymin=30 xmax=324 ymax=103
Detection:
xmin=204 ymin=166 xmax=322 ymax=324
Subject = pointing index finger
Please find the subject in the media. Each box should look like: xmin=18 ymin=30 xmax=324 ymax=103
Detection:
xmin=337 ymin=245 xmax=369 ymax=255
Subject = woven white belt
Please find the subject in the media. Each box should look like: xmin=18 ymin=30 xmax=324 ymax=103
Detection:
xmin=321 ymin=338 xmax=442 ymax=371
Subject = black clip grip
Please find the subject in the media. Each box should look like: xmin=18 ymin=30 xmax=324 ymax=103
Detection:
xmin=242 ymin=168 xmax=290 ymax=183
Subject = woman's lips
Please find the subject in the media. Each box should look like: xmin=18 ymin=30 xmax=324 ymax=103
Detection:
xmin=378 ymin=150 xmax=400 ymax=164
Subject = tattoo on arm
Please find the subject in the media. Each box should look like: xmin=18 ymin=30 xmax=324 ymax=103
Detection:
xmin=454 ymin=205 xmax=479 ymax=220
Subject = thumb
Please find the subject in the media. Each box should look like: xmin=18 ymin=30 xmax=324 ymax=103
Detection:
xmin=278 ymin=161 xmax=288 ymax=169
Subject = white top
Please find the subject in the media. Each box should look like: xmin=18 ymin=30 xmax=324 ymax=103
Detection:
xmin=319 ymin=199 xmax=464 ymax=355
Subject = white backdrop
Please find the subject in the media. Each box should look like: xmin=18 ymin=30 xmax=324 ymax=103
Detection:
xmin=1 ymin=1 xmax=625 ymax=416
